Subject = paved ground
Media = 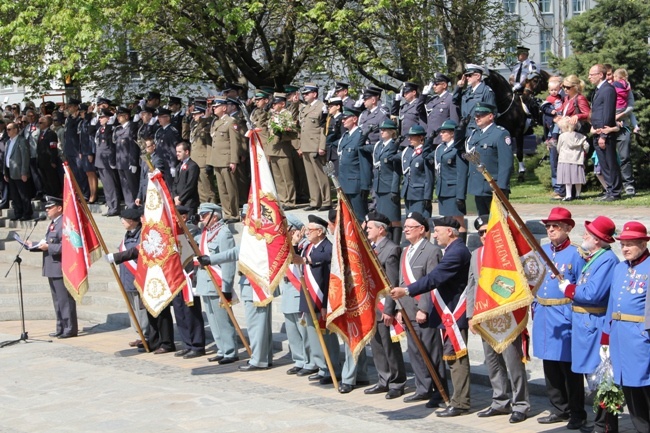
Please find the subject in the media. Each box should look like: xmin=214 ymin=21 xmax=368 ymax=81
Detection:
xmin=0 ymin=320 xmax=636 ymax=433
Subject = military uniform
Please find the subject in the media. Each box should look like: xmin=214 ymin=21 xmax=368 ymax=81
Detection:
xmin=400 ymin=144 xmax=434 ymax=218
xmin=338 ymin=126 xmax=372 ymax=221
xmin=190 ymin=116 xmax=216 ymax=203
xmin=112 ymin=121 xmax=140 ymax=207
xmin=420 ymin=91 xmax=459 ymax=146
xmin=298 ymin=100 xmax=330 ymax=209
xmin=286 ymin=100 xmax=309 ymax=203
xmin=391 ymin=98 xmax=426 ymax=148
xmin=154 ymin=124 xmax=180 ymax=185
xmin=137 ymin=120 xmax=159 ymax=150
xmin=452 ymin=81 xmax=496 ymax=135
xmin=267 ymin=109 xmax=299 ymax=208
xmin=325 ymin=112 xmax=344 ymax=176
xmin=209 ymin=113 xmax=244 ymax=220
xmin=359 ymin=106 xmax=389 ymax=147
xmin=94 ymin=123 xmax=120 ymax=214
xmin=372 ymin=138 xmax=400 ymax=222
xmin=434 ymin=139 xmax=467 ymax=216
xmin=64 ymin=113 xmax=88 ymax=197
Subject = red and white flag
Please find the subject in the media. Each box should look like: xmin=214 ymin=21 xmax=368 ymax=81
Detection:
xmin=134 ymin=170 xmax=187 ymax=317
xmin=62 ymin=163 xmax=102 ymax=301
xmin=238 ymin=129 xmax=291 ymax=306
xmin=327 ymin=196 xmax=392 ymax=362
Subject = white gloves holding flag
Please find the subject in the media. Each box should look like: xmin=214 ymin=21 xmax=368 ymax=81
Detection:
xmin=104 ymin=253 xmax=115 ymax=264
xmin=558 ymin=279 xmax=570 ymax=295
xmin=422 ymin=81 xmax=434 ymax=95
xmin=129 ymin=165 xmax=138 ymax=174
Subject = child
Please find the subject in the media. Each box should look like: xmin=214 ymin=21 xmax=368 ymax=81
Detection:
xmin=541 ymin=78 xmax=563 ymax=145
xmin=612 ymin=68 xmax=630 ymax=114
xmin=556 ymin=117 xmax=589 ymax=201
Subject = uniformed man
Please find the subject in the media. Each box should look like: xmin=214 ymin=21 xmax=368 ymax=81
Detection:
xmin=400 ymin=125 xmax=434 ymax=218
xmin=533 ymin=207 xmax=587 ymax=429
xmin=31 ymin=196 xmax=78 ymax=338
xmin=453 ymin=64 xmax=497 ymax=140
xmin=334 ymin=81 xmax=356 ymax=110
xmin=457 ymin=102 xmax=513 ymax=216
xmin=189 ymin=103 xmax=215 ymax=203
xmin=209 ymin=96 xmax=244 ymax=222
xmin=112 ymin=106 xmax=140 ymax=208
xmin=94 ymin=109 xmax=120 ymax=217
xmin=509 ymin=46 xmax=538 ymax=93
xmin=371 ymin=119 xmax=401 ymax=239
xmin=77 ymin=103 xmax=98 ymax=203
xmin=250 ymin=91 xmax=270 ymax=145
xmin=266 ymin=93 xmax=299 ymax=209
xmin=604 ymin=222 xmax=650 ymax=433
xmin=419 ymin=73 xmax=460 ymax=148
xmin=284 ymin=84 xmax=309 ymax=204
xmin=64 ymin=98 xmax=89 ymax=198
xmin=298 ymin=83 xmax=330 ymax=211
xmin=136 ymin=106 xmax=159 ymax=150
xmin=359 ymin=86 xmax=389 ymax=147
xmin=226 ymin=97 xmax=250 ymax=205
xmin=168 ymin=96 xmax=184 ymax=132
xmin=154 ymin=107 xmax=181 ymax=187
xmin=222 ymin=82 xmax=245 ymax=101
xmin=391 ymin=82 xmax=426 ymax=148
xmin=135 ymin=138 xmax=166 ymax=207
xmin=558 ymin=216 xmax=619 ymax=433
xmin=324 ymin=96 xmax=344 ymax=176
xmin=145 ymin=91 xmax=161 ymax=110
xmin=181 ymin=97 xmax=194 ymax=141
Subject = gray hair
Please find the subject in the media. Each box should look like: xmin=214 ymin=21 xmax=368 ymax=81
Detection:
xmin=370 ymin=220 xmax=388 ymax=233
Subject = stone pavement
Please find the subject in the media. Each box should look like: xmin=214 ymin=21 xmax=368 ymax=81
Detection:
xmin=0 ymin=320 xmax=636 ymax=433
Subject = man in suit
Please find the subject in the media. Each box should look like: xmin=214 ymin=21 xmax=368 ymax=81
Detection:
xmin=298 ymin=83 xmax=330 ymax=211
xmin=419 ymin=73 xmax=460 ymax=148
xmin=588 ymin=63 xmax=622 ymax=201
xmin=365 ymin=211 xmax=407 ymax=399
xmin=467 ymin=215 xmax=530 ymax=424
xmin=172 ymin=142 xmax=200 ymax=215
xmin=22 ymin=109 xmax=44 ymax=197
xmin=113 ymin=107 xmax=140 ymax=208
xmin=30 ymin=197 xmax=77 ymax=338
xmin=36 ymin=116 xmax=62 ymax=197
xmin=392 ymin=211 xmax=447 ymax=407
xmin=391 ymin=82 xmax=427 ymax=149
xmin=457 ymin=102 xmax=513 ymax=216
xmin=391 ymin=216 xmax=472 ymax=417
xmin=3 ymin=122 xmax=33 ymax=221
xmin=453 ymin=64 xmax=496 ymax=140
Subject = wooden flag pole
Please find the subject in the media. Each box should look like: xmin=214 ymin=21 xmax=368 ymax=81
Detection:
xmin=64 ymin=161 xmax=149 ymax=352
xmin=142 ymin=155 xmax=252 ymax=356
xmin=323 ymin=162 xmax=449 ymax=403
xmin=464 ymin=151 xmax=561 ymax=290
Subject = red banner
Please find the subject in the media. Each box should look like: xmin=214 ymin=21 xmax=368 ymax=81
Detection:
xmin=238 ymin=129 xmax=291 ymax=306
xmin=327 ymin=196 xmax=391 ymax=362
xmin=62 ymin=163 xmax=102 ymax=301
xmin=134 ymin=170 xmax=187 ymax=317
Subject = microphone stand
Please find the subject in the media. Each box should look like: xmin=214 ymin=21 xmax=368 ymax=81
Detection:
xmin=1 ymin=217 xmax=52 ymax=348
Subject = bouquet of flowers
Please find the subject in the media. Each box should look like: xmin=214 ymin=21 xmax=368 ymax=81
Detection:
xmin=268 ymin=110 xmax=299 ymax=145
xmin=588 ymin=346 xmax=625 ymax=415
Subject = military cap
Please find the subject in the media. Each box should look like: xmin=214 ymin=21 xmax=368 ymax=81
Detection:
xmin=362 ymin=87 xmax=382 ymax=99
xmin=402 ymin=82 xmax=419 ymax=93
xmin=79 ymin=103 xmax=89 ymax=111
xmin=474 ymin=214 xmax=490 ymax=231
xmin=259 ymin=86 xmax=275 ymax=95
xmin=142 ymin=106 xmax=156 ymax=115
xmin=301 ymin=83 xmax=319 ymax=94
xmin=272 ymin=93 xmax=287 ymax=104
xmin=198 ymin=202 xmax=222 ymax=215
xmin=222 ymin=82 xmax=244 ymax=92
xmin=121 ymin=207 xmax=142 ymax=221
xmin=286 ymin=214 xmax=304 ymax=230
xmin=168 ymin=96 xmax=182 ymax=105
xmin=156 ymin=107 xmax=172 ymax=116
xmin=438 ymin=119 xmax=457 ymax=131
xmin=327 ymin=97 xmax=343 ymax=106
xmin=192 ymin=104 xmax=206 ymax=114
xmin=516 ymin=46 xmax=530 ymax=54
xmin=98 ymin=108 xmax=112 ymax=118
xmin=464 ymin=64 xmax=485 ymax=75
xmin=432 ymin=72 xmax=450 ymax=83
xmin=328 ymin=208 xmax=337 ymax=224
xmin=366 ymin=211 xmax=391 ymax=227
xmin=226 ymin=97 xmax=240 ymax=105
xmin=176 ymin=205 xmax=191 ymax=215
xmin=474 ymin=102 xmax=496 ymax=114
xmin=67 ymin=98 xmax=81 ymax=106
xmin=308 ymin=214 xmax=328 ymax=228
xmin=432 ymin=216 xmax=461 ymax=230
xmin=97 ymin=97 xmax=112 ymax=106
xmin=284 ymin=84 xmax=300 ymax=94
xmin=334 ymin=81 xmax=350 ymax=91
xmin=146 ymin=91 xmax=161 ymax=100
xmin=193 ymin=97 xmax=207 ymax=106
xmin=405 ymin=211 xmax=429 ymax=231
xmin=209 ymin=96 xmax=226 ymax=107
xmin=407 ymin=124 xmax=426 ymax=136
xmin=115 ymin=106 xmax=131 ymax=115
xmin=254 ymin=91 xmax=270 ymax=99
xmin=379 ymin=119 xmax=397 ymax=130
xmin=342 ymin=107 xmax=362 ymax=118
xmin=44 ymin=196 xmax=63 ymax=208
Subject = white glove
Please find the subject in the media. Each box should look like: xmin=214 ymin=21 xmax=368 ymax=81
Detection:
xmin=394 ymin=89 xmax=402 ymax=101
xmin=558 ymin=279 xmax=570 ymax=294
xmin=129 ymin=165 xmax=137 ymax=174
xmin=600 ymin=345 xmax=609 ymax=361
xmin=139 ymin=99 xmax=146 ymax=109
xmin=512 ymin=82 xmax=522 ymax=92
xmin=170 ymin=167 xmax=177 ymax=178
xmin=133 ymin=113 xmax=141 ymax=123
xmin=322 ymin=103 xmax=328 ymax=114
xmin=109 ymin=164 xmax=116 ymax=170
xmin=325 ymin=89 xmax=334 ymax=100
xmin=354 ymin=95 xmax=364 ymax=108
xmin=104 ymin=253 xmax=115 ymax=264
xmin=422 ymin=82 xmax=433 ymax=95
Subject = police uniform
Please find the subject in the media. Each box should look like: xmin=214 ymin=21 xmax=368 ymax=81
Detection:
xmin=112 ymin=114 xmax=140 ymax=207
xmin=94 ymin=113 xmax=120 ymax=215
xmin=358 ymin=87 xmax=389 ymax=146
xmin=78 ymin=111 xmax=96 ymax=174
xmin=434 ymin=120 xmax=467 ymax=216
xmin=400 ymin=126 xmax=434 ymax=219
xmin=137 ymin=111 xmax=159 ymax=150
xmin=189 ymin=106 xmax=216 ymax=203
xmin=372 ymin=120 xmax=401 ymax=223
xmin=391 ymin=83 xmax=427 ymax=148
xmin=337 ymin=112 xmax=372 ymax=222
xmin=419 ymin=76 xmax=459 ymax=146
xmin=511 ymin=47 xmax=538 ymax=91
xmin=452 ymin=66 xmax=497 ymax=134
xmin=153 ymin=114 xmax=181 ymax=185
xmin=325 ymin=110 xmax=344 ymax=176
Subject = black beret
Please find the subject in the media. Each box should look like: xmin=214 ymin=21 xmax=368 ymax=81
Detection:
xmin=474 ymin=214 xmax=490 ymax=231
xmin=308 ymin=214 xmax=329 ymax=228
xmin=405 ymin=211 xmax=429 ymax=232
xmin=432 ymin=216 xmax=461 ymax=230
xmin=121 ymin=207 xmax=142 ymax=220
xmin=366 ymin=211 xmax=390 ymax=226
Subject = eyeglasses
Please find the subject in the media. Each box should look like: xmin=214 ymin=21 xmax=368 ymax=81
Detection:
xmin=403 ymin=224 xmax=422 ymax=230
xmin=545 ymin=223 xmax=561 ymax=230
xmin=478 ymin=229 xmax=487 ymax=236
xmin=588 ymin=72 xmax=600 ymax=77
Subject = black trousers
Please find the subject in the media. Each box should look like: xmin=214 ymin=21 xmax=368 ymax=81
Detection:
xmin=623 ymin=385 xmax=650 ymax=433
xmin=594 ymin=135 xmax=622 ymax=198
xmin=147 ymin=305 xmax=175 ymax=351
xmin=172 ymin=295 xmax=205 ymax=351
xmin=370 ymin=320 xmax=406 ymax=390
xmin=543 ymin=360 xmax=586 ymax=420
xmin=406 ymin=323 xmax=448 ymax=397
xmin=8 ymin=177 xmax=33 ymax=218
xmin=48 ymin=277 xmax=77 ymax=336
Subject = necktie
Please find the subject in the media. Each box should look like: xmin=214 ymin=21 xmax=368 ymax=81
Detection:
xmin=515 ymin=62 xmax=523 ymax=83
xmin=406 ymin=245 xmax=414 ymax=262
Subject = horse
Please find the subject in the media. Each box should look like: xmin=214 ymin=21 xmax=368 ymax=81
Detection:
xmin=484 ymin=68 xmax=550 ymax=181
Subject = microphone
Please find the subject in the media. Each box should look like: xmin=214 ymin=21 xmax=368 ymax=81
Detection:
xmin=33 ymin=214 xmax=47 ymax=224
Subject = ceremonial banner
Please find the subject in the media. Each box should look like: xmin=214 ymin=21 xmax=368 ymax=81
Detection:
xmin=62 ymin=163 xmax=102 ymax=301
xmin=238 ymin=129 xmax=291 ymax=306
xmin=473 ymin=195 xmax=536 ymax=353
xmin=327 ymin=197 xmax=392 ymax=361
xmin=134 ymin=170 xmax=187 ymax=317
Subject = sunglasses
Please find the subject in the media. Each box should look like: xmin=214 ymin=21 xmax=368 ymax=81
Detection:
xmin=545 ymin=223 xmax=561 ymax=229
xmin=562 ymin=85 xmax=573 ymax=90
xmin=478 ymin=229 xmax=487 ymax=236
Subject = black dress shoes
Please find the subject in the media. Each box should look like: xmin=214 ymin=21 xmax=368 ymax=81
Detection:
xmin=183 ymin=350 xmax=205 ymax=359
xmin=304 ymin=206 xmax=318 ymax=211
xmin=49 ymin=332 xmax=62 ymax=337
xmin=238 ymin=363 xmax=268 ymax=372
xmin=338 ymin=383 xmax=353 ymax=394
xmin=403 ymin=393 xmax=430 ymax=403
xmin=308 ymin=373 xmax=322 ymax=381
xmin=477 ymin=407 xmax=509 ymax=417
xmin=153 ymin=347 xmax=173 ymax=354
xmin=567 ymin=418 xmax=587 ymax=430
xmin=217 ymin=357 xmax=239 ymax=365
xmin=509 ymin=412 xmax=527 ymax=423
xmin=364 ymin=384 xmax=388 ymax=395
xmin=175 ymin=349 xmax=191 ymax=357
xmin=425 ymin=396 xmax=446 ymax=408
xmin=297 ymin=368 xmax=319 ymax=377
xmin=57 ymin=333 xmax=77 ymax=339
xmin=286 ymin=366 xmax=302 ymax=375
xmin=537 ymin=413 xmax=570 ymax=424
xmin=318 ymin=206 xmax=332 ymax=211
xmin=207 ymin=354 xmax=224 ymax=363
xmin=385 ymin=389 xmax=404 ymax=400
xmin=319 ymin=376 xmax=334 ymax=385
xmin=436 ymin=406 xmax=468 ymax=417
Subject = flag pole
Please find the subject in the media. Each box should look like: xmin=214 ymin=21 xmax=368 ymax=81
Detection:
xmin=464 ymin=151 xmax=561 ymax=289
xmin=323 ymin=162 xmax=449 ymax=402
xmin=64 ymin=161 xmax=150 ymax=352
xmin=141 ymin=155 xmax=252 ymax=356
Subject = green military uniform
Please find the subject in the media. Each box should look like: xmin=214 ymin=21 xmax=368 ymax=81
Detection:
xmin=267 ymin=107 xmax=298 ymax=208
xmin=298 ymin=95 xmax=330 ymax=209
xmin=209 ymin=112 xmax=245 ymax=219
xmin=190 ymin=109 xmax=216 ymax=203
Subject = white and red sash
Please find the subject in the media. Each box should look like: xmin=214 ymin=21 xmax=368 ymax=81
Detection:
xmin=400 ymin=245 xmax=420 ymax=300
xmin=432 ymin=288 xmax=468 ymax=358
xmin=119 ymin=239 xmax=138 ymax=277
xmin=286 ymin=263 xmax=303 ymax=292
xmin=377 ymin=297 xmax=405 ymax=342
xmin=200 ymin=227 xmax=223 ymax=288
xmin=303 ymin=243 xmax=324 ymax=310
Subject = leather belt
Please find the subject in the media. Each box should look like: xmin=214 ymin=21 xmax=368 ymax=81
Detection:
xmin=611 ymin=312 xmax=644 ymax=323
xmin=572 ymin=305 xmax=606 ymax=315
xmin=537 ymin=297 xmax=571 ymax=306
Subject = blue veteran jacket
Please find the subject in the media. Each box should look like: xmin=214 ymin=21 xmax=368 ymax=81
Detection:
xmin=452 ymin=81 xmax=496 ymax=132
xmin=400 ymin=145 xmax=434 ymax=201
xmin=434 ymin=140 xmax=467 ymax=200
xmin=299 ymin=238 xmax=332 ymax=314
xmin=338 ymin=127 xmax=373 ymax=194
xmin=372 ymin=139 xmax=400 ymax=195
xmin=532 ymin=242 xmax=585 ymax=362
xmin=566 ymin=248 xmax=619 ymax=374
xmin=407 ymin=238 xmax=471 ymax=329
xmin=604 ymin=254 xmax=650 ymax=387
xmin=194 ymin=226 xmax=236 ymax=297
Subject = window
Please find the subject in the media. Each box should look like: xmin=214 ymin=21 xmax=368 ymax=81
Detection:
xmin=573 ymin=0 xmax=585 ymax=14
xmin=432 ymin=34 xmax=446 ymax=65
xmin=539 ymin=0 xmax=551 ymax=13
xmin=503 ymin=0 xmax=517 ymax=14
xmin=540 ymin=29 xmax=552 ymax=63
xmin=505 ymin=30 xmax=519 ymax=66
